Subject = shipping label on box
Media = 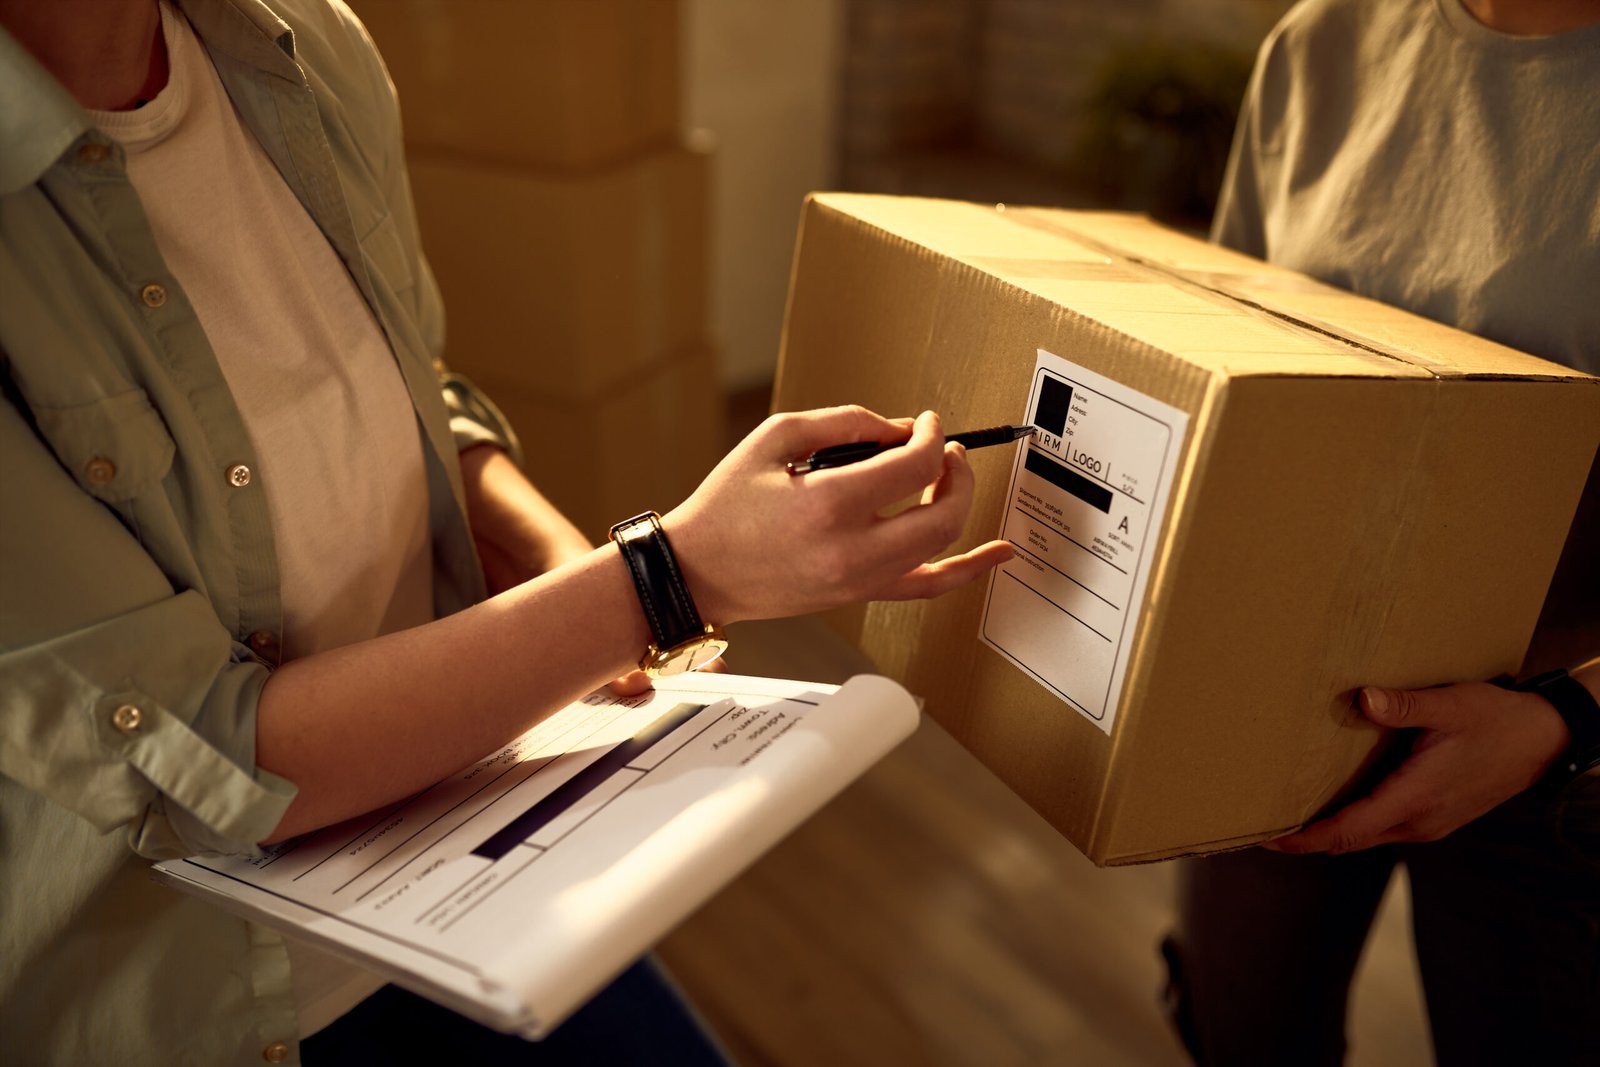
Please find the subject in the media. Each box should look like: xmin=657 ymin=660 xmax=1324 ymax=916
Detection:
xmin=980 ymin=350 xmax=1187 ymax=735
xmin=773 ymin=193 xmax=1600 ymax=865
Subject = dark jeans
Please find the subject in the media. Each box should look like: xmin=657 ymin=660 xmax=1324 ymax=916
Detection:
xmin=1162 ymin=780 xmax=1600 ymax=1067
xmin=302 ymin=956 xmax=729 ymax=1066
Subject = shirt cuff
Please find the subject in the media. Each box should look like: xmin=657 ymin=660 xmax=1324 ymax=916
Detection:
xmin=441 ymin=371 xmax=523 ymax=467
xmin=0 ymin=590 xmax=294 ymax=858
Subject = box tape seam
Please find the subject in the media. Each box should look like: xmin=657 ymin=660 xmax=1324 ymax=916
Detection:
xmin=1003 ymin=209 xmax=1440 ymax=380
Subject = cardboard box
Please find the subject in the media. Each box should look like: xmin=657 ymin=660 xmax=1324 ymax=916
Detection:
xmin=409 ymin=144 xmax=709 ymax=401
xmin=350 ymin=0 xmax=680 ymax=170
xmin=483 ymin=345 xmax=726 ymax=544
xmin=772 ymin=193 xmax=1600 ymax=865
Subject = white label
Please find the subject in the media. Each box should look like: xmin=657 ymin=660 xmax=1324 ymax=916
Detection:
xmin=978 ymin=349 xmax=1187 ymax=734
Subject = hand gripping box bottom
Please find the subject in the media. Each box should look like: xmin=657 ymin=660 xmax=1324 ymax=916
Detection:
xmin=772 ymin=193 xmax=1600 ymax=866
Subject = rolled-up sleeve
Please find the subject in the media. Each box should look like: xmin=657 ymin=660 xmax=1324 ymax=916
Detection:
xmin=0 ymin=398 xmax=294 ymax=859
xmin=441 ymin=370 xmax=523 ymax=465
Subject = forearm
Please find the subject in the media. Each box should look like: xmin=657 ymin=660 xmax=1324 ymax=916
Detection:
xmin=459 ymin=443 xmax=591 ymax=592
xmin=255 ymin=542 xmax=648 ymax=841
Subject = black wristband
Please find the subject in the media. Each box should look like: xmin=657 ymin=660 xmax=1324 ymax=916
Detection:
xmin=609 ymin=512 xmax=727 ymax=675
xmin=1513 ymin=668 xmax=1600 ymax=784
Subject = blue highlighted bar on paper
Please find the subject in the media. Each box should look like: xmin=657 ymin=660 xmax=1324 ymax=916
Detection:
xmin=473 ymin=702 xmax=706 ymax=861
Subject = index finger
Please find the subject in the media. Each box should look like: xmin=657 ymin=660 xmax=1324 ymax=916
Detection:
xmin=812 ymin=409 xmax=948 ymax=509
xmin=760 ymin=405 xmax=912 ymax=459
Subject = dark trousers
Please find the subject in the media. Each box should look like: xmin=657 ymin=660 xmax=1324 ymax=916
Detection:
xmin=1163 ymin=781 xmax=1600 ymax=1066
xmin=302 ymin=956 xmax=728 ymax=1066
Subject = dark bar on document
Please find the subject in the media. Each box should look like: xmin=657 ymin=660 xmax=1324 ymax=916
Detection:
xmin=473 ymin=702 xmax=707 ymax=861
xmin=1025 ymin=449 xmax=1113 ymax=513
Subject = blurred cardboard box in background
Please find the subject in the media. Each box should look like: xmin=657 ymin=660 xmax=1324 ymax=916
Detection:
xmin=407 ymin=143 xmax=710 ymax=400
xmin=349 ymin=0 xmax=719 ymax=542
xmin=351 ymin=0 xmax=680 ymax=171
xmin=774 ymin=193 xmax=1600 ymax=865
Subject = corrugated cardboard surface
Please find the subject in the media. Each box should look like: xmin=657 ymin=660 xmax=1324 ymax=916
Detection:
xmin=774 ymin=193 xmax=1600 ymax=865
xmin=349 ymin=0 xmax=680 ymax=171
xmin=408 ymin=145 xmax=709 ymax=401
xmin=483 ymin=345 xmax=726 ymax=544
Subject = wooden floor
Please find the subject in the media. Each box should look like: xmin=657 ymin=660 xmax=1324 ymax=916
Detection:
xmin=656 ymin=616 xmax=1433 ymax=1066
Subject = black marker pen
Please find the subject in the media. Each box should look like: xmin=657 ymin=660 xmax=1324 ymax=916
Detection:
xmin=786 ymin=424 xmax=1037 ymax=476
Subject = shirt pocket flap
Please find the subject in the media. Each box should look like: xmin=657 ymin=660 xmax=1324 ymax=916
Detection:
xmin=34 ymin=389 xmax=177 ymax=503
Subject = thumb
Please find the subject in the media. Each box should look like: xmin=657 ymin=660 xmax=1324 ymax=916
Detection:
xmin=1359 ymin=685 xmax=1452 ymax=730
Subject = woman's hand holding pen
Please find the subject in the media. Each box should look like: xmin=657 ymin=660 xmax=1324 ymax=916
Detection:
xmin=257 ymin=405 xmax=1010 ymax=840
xmin=662 ymin=406 xmax=1014 ymax=625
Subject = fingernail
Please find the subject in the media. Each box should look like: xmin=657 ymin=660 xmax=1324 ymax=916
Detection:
xmin=1363 ymin=687 xmax=1388 ymax=716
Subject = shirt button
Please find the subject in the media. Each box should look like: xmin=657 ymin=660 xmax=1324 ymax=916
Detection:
xmin=111 ymin=704 xmax=143 ymax=733
xmin=77 ymin=142 xmax=111 ymax=164
xmin=84 ymin=456 xmax=117 ymax=485
xmin=227 ymin=463 xmax=252 ymax=487
xmin=262 ymin=1042 xmax=290 ymax=1063
xmin=248 ymin=630 xmax=279 ymax=655
xmin=140 ymin=283 xmax=167 ymax=308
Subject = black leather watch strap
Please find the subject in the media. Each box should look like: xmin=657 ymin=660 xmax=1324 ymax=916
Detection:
xmin=609 ymin=512 xmax=726 ymax=675
xmin=608 ymin=511 xmax=706 ymax=654
xmin=1515 ymin=668 xmax=1600 ymax=781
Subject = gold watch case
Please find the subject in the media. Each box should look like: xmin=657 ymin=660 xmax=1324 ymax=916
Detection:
xmin=640 ymin=624 xmax=729 ymax=676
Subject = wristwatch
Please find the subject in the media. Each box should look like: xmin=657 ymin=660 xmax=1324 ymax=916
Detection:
xmin=1513 ymin=668 xmax=1600 ymax=786
xmin=609 ymin=511 xmax=728 ymax=676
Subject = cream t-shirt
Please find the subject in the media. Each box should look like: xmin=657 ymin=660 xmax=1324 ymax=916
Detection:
xmin=92 ymin=0 xmax=433 ymax=1035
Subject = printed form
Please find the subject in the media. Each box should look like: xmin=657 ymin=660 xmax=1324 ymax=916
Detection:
xmin=980 ymin=349 xmax=1187 ymax=734
xmin=153 ymin=672 xmax=917 ymax=1036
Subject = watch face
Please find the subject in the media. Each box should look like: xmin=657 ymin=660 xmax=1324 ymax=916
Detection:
xmin=644 ymin=635 xmax=730 ymax=676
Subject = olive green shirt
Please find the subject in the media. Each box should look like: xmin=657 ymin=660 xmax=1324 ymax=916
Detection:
xmin=0 ymin=1 xmax=513 ymax=1062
